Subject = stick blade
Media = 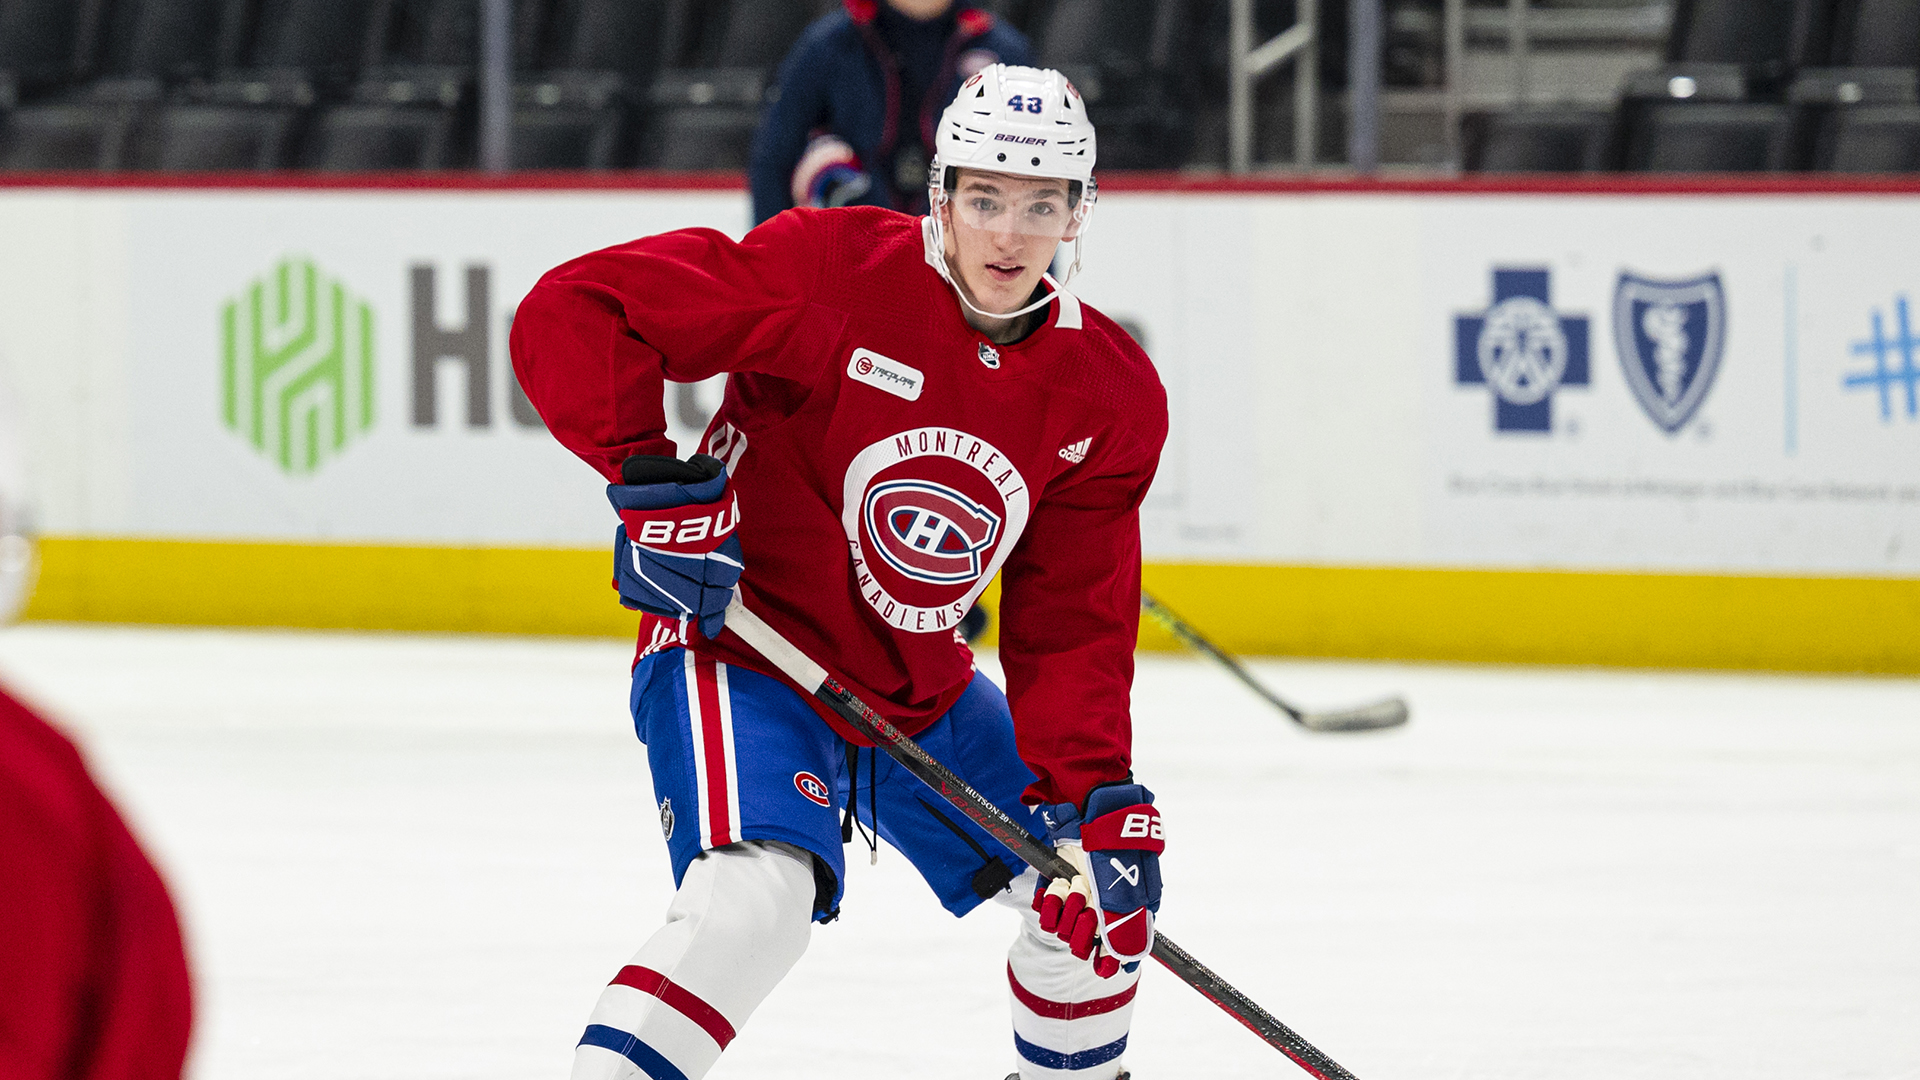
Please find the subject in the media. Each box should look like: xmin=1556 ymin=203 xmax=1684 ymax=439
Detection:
xmin=1298 ymin=696 xmax=1409 ymax=732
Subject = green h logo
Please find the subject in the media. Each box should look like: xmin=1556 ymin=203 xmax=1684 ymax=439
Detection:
xmin=221 ymin=257 xmax=375 ymax=475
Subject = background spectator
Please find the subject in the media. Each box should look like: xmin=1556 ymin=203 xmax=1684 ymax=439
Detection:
xmin=749 ymin=0 xmax=1033 ymax=224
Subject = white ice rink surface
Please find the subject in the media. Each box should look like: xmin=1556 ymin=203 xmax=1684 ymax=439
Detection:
xmin=2 ymin=624 xmax=1916 ymax=1080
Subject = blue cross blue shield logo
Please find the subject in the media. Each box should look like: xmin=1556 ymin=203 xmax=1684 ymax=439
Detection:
xmin=1455 ymin=268 xmax=1590 ymax=433
xmin=1613 ymin=271 xmax=1726 ymax=434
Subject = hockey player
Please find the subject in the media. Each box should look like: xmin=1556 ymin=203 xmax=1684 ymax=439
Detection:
xmin=749 ymin=0 xmax=1032 ymax=224
xmin=511 ymin=65 xmax=1165 ymax=1080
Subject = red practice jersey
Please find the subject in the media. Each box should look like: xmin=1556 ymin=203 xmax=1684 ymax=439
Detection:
xmin=0 ymin=689 xmax=193 ymax=1080
xmin=511 ymin=206 xmax=1167 ymax=806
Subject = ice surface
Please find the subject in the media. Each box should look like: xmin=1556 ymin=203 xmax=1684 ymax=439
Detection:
xmin=0 ymin=624 xmax=1915 ymax=1080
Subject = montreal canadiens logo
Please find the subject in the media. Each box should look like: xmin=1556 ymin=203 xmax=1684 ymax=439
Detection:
xmin=794 ymin=771 xmax=831 ymax=806
xmin=842 ymin=426 xmax=1030 ymax=635
xmin=864 ymin=480 xmax=1002 ymax=585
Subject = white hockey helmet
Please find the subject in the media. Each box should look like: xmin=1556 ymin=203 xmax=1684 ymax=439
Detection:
xmin=926 ymin=64 xmax=1099 ymax=316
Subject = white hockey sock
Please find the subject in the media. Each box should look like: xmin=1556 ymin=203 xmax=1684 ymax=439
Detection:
xmin=572 ymin=840 xmax=817 ymax=1080
xmin=999 ymin=871 xmax=1139 ymax=1080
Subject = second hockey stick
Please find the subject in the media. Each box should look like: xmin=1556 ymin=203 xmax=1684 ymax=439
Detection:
xmin=722 ymin=596 xmax=1360 ymax=1080
xmin=1140 ymin=593 xmax=1408 ymax=733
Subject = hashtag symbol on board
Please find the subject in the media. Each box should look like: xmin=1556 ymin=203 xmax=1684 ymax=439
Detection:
xmin=1845 ymin=294 xmax=1920 ymax=423
xmin=221 ymin=257 xmax=376 ymax=475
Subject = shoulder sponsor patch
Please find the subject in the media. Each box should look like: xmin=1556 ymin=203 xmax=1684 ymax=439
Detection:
xmin=847 ymin=348 xmax=924 ymax=401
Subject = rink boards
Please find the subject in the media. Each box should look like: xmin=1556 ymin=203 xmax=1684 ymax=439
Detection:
xmin=0 ymin=174 xmax=1915 ymax=671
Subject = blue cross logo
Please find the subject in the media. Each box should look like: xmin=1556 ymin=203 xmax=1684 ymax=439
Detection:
xmin=1844 ymin=295 xmax=1920 ymax=422
xmin=1455 ymin=268 xmax=1590 ymax=433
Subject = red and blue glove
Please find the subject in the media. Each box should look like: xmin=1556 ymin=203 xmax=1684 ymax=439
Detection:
xmin=609 ymin=454 xmax=744 ymax=639
xmin=1034 ymin=782 xmax=1164 ymax=977
xmin=790 ymin=133 xmax=872 ymax=209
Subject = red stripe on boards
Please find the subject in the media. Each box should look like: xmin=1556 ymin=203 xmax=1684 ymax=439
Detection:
xmin=694 ymin=656 xmax=733 ymax=845
xmin=609 ymin=965 xmax=738 ymax=1048
xmin=1007 ymin=964 xmax=1138 ymax=1020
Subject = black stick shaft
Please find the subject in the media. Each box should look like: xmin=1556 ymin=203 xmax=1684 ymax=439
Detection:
xmin=725 ymin=600 xmax=1359 ymax=1080
xmin=1140 ymin=593 xmax=1306 ymax=720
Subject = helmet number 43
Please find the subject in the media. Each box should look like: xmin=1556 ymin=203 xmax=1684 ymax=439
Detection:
xmin=1007 ymin=95 xmax=1043 ymax=112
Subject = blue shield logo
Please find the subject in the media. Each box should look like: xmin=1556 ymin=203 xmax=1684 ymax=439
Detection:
xmin=1613 ymin=272 xmax=1726 ymax=434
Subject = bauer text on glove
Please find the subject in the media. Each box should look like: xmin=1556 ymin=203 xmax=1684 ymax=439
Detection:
xmin=608 ymin=454 xmax=744 ymax=639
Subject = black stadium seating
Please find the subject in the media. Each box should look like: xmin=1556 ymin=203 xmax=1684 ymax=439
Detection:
xmin=635 ymin=0 xmax=828 ymax=169
xmin=0 ymin=0 xmax=1915 ymax=175
xmin=99 ymin=0 xmax=230 ymax=83
xmin=1628 ymin=101 xmax=1800 ymax=171
xmin=512 ymin=70 xmax=628 ymax=169
xmin=1037 ymin=0 xmax=1194 ymax=169
xmin=539 ymin=0 xmax=673 ymax=86
xmin=1667 ymin=0 xmax=1827 ymax=84
xmin=129 ymin=102 xmax=303 ymax=169
xmin=241 ymin=0 xmax=382 ymax=81
xmin=0 ymin=0 xmax=102 ymax=89
xmin=301 ymin=102 xmax=461 ymax=169
xmin=0 ymin=103 xmax=139 ymax=169
xmin=1822 ymin=103 xmax=1920 ymax=168
xmin=1463 ymin=108 xmax=1614 ymax=172
xmin=1829 ymin=0 xmax=1920 ymax=66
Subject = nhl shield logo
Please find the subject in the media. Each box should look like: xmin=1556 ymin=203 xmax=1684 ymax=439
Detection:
xmin=659 ymin=797 xmax=674 ymax=840
xmin=1613 ymin=272 xmax=1726 ymax=434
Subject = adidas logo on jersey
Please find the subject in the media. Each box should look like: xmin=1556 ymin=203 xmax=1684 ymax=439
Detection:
xmin=1058 ymin=438 xmax=1091 ymax=464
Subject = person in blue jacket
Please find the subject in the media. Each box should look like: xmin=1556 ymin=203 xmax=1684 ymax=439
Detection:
xmin=749 ymin=0 xmax=1034 ymax=224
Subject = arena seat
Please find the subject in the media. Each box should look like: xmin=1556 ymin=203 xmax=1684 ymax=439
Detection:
xmin=1627 ymin=102 xmax=1801 ymax=171
xmin=634 ymin=1 xmax=825 ymax=171
xmin=1037 ymin=0 xmax=1193 ymax=168
xmin=1463 ymin=108 xmax=1614 ymax=172
xmin=684 ymin=0 xmax=827 ymax=69
xmin=242 ymin=0 xmax=382 ymax=81
xmin=300 ymin=103 xmax=461 ymax=169
xmin=538 ymin=0 xmax=671 ymax=87
xmin=512 ymin=70 xmax=629 ymax=169
xmin=637 ymin=91 xmax=760 ymax=170
xmin=0 ymin=103 xmax=139 ymax=169
xmin=1821 ymin=103 xmax=1920 ymax=169
xmin=1789 ymin=65 xmax=1917 ymax=169
xmin=1827 ymin=0 xmax=1920 ymax=66
xmin=130 ymin=103 xmax=303 ymax=169
xmin=1665 ymin=0 xmax=1826 ymax=86
xmin=98 ymin=0 xmax=232 ymax=83
xmin=0 ymin=0 xmax=101 ymax=88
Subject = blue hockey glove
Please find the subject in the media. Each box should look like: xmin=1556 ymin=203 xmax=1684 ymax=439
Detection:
xmin=608 ymin=454 xmax=743 ymax=639
xmin=1034 ymin=782 xmax=1164 ymax=978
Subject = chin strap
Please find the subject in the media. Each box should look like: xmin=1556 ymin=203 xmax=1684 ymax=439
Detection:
xmin=920 ymin=214 xmax=1082 ymax=323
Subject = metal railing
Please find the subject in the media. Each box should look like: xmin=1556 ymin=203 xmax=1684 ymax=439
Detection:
xmin=1227 ymin=0 xmax=1319 ymax=172
xmin=478 ymin=0 xmax=512 ymax=172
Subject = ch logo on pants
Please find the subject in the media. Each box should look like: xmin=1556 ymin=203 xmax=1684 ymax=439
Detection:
xmin=794 ymin=772 xmax=832 ymax=807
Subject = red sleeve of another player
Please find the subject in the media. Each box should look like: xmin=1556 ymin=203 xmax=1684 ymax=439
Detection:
xmin=509 ymin=209 xmax=847 ymax=481
xmin=0 ymin=690 xmax=192 ymax=1080
xmin=998 ymin=427 xmax=1164 ymax=808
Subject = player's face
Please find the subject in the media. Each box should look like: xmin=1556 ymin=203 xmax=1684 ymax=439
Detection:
xmin=941 ymin=169 xmax=1079 ymax=315
xmin=883 ymin=0 xmax=954 ymax=17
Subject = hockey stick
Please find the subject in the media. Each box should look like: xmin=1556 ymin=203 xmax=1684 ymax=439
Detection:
xmin=1139 ymin=593 xmax=1408 ymax=733
xmin=722 ymin=596 xmax=1360 ymax=1080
